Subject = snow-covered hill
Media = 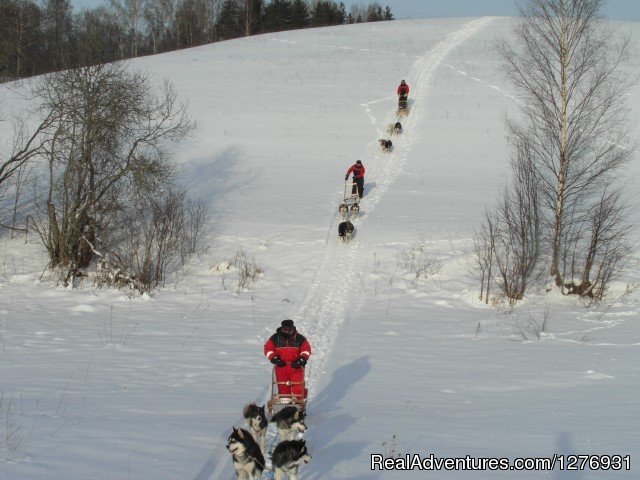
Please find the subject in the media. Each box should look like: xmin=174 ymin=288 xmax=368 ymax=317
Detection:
xmin=1 ymin=17 xmax=639 ymax=479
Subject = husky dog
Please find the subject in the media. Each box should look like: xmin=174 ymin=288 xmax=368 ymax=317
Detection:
xmin=272 ymin=440 xmax=312 ymax=480
xmin=338 ymin=203 xmax=348 ymax=216
xmin=243 ymin=403 xmax=268 ymax=453
xmin=226 ymin=427 xmax=265 ymax=480
xmin=379 ymin=138 xmax=393 ymax=151
xmin=387 ymin=121 xmax=403 ymax=134
xmin=271 ymin=406 xmax=307 ymax=441
xmin=338 ymin=220 xmax=354 ymax=243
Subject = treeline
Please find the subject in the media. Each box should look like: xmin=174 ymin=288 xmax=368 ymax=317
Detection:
xmin=0 ymin=0 xmax=394 ymax=79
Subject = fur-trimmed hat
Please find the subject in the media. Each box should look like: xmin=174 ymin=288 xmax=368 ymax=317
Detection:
xmin=281 ymin=319 xmax=295 ymax=328
xmin=355 ymin=160 xmax=362 ymax=165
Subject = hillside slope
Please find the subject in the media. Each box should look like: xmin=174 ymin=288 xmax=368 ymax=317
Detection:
xmin=0 ymin=17 xmax=639 ymax=480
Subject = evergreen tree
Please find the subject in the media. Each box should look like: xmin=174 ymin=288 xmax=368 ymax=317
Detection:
xmin=291 ymin=0 xmax=310 ymax=29
xmin=263 ymin=0 xmax=293 ymax=32
xmin=214 ymin=0 xmax=242 ymax=41
xmin=366 ymin=3 xmax=383 ymax=22
xmin=311 ymin=0 xmax=345 ymax=27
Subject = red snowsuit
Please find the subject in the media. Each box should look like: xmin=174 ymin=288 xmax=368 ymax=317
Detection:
xmin=345 ymin=163 xmax=365 ymax=180
xmin=397 ymin=82 xmax=410 ymax=96
xmin=264 ymin=327 xmax=311 ymax=399
xmin=345 ymin=162 xmax=365 ymax=198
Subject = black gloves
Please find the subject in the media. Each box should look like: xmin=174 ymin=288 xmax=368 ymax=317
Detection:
xmin=270 ymin=355 xmax=286 ymax=367
xmin=291 ymin=356 xmax=307 ymax=369
xmin=345 ymin=175 xmax=349 ymax=181
xmin=271 ymin=355 xmax=307 ymax=368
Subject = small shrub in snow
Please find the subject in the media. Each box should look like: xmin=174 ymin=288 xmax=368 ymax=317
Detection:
xmin=513 ymin=307 xmax=551 ymax=341
xmin=396 ymin=239 xmax=442 ymax=289
xmin=381 ymin=434 xmax=401 ymax=458
xmin=234 ymin=249 xmax=263 ymax=292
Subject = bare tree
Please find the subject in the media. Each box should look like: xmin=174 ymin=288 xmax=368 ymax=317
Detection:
xmin=109 ymin=0 xmax=144 ymax=58
xmin=143 ymin=0 xmax=177 ymax=54
xmin=41 ymin=0 xmax=73 ymax=70
xmin=241 ymin=0 xmax=262 ymax=36
xmin=561 ymin=188 xmax=632 ymax=299
xmin=29 ymin=62 xmax=193 ymax=284
xmin=493 ymin=133 xmax=542 ymax=300
xmin=472 ymin=210 xmax=495 ymax=304
xmin=1 ymin=0 xmax=42 ymax=77
xmin=498 ymin=0 xmax=635 ymax=296
xmin=1 ymin=111 xmax=56 ymax=191
xmin=474 ymin=132 xmax=542 ymax=303
xmin=107 ymin=188 xmax=207 ymax=292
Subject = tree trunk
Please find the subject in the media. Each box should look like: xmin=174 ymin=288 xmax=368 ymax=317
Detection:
xmin=550 ymin=13 xmax=570 ymax=288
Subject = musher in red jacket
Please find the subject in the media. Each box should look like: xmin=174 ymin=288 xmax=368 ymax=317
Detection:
xmin=397 ymin=79 xmax=410 ymax=96
xmin=264 ymin=319 xmax=311 ymax=399
xmin=345 ymin=160 xmax=365 ymax=199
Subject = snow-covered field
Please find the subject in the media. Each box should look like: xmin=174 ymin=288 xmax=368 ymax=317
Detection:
xmin=1 ymin=17 xmax=639 ymax=480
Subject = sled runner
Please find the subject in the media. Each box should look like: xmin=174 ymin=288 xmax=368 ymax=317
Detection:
xmin=267 ymin=367 xmax=307 ymax=415
xmin=338 ymin=181 xmax=360 ymax=217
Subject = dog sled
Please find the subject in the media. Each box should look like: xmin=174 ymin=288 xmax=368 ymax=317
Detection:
xmin=338 ymin=181 xmax=360 ymax=217
xmin=397 ymin=94 xmax=409 ymax=116
xmin=267 ymin=368 xmax=307 ymax=415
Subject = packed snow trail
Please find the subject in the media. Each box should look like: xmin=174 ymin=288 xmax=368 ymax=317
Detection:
xmin=206 ymin=17 xmax=493 ymax=480
xmin=298 ymin=16 xmax=493 ymax=405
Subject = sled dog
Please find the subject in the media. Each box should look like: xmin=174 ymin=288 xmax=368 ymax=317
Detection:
xmin=226 ymin=427 xmax=265 ymax=480
xmin=379 ymin=138 xmax=393 ymax=151
xmin=394 ymin=121 xmax=402 ymax=133
xmin=338 ymin=220 xmax=354 ymax=243
xmin=272 ymin=439 xmax=312 ymax=480
xmin=243 ymin=403 xmax=268 ymax=453
xmin=271 ymin=406 xmax=307 ymax=441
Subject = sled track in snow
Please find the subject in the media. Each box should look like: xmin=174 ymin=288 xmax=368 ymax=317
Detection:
xmin=299 ymin=16 xmax=493 ymax=405
xmin=206 ymin=17 xmax=492 ymax=480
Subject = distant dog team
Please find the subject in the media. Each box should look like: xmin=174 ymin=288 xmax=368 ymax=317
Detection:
xmin=228 ymin=81 xmax=411 ymax=479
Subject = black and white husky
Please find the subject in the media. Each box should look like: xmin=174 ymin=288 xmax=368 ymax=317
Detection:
xmin=270 ymin=406 xmax=307 ymax=441
xmin=226 ymin=427 xmax=265 ymax=480
xmin=379 ymin=138 xmax=393 ymax=151
xmin=243 ymin=403 xmax=268 ymax=453
xmin=387 ymin=121 xmax=403 ymax=134
xmin=338 ymin=220 xmax=354 ymax=243
xmin=272 ymin=439 xmax=312 ymax=480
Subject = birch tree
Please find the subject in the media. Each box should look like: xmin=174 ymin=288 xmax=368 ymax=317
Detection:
xmin=499 ymin=0 xmax=634 ymax=298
